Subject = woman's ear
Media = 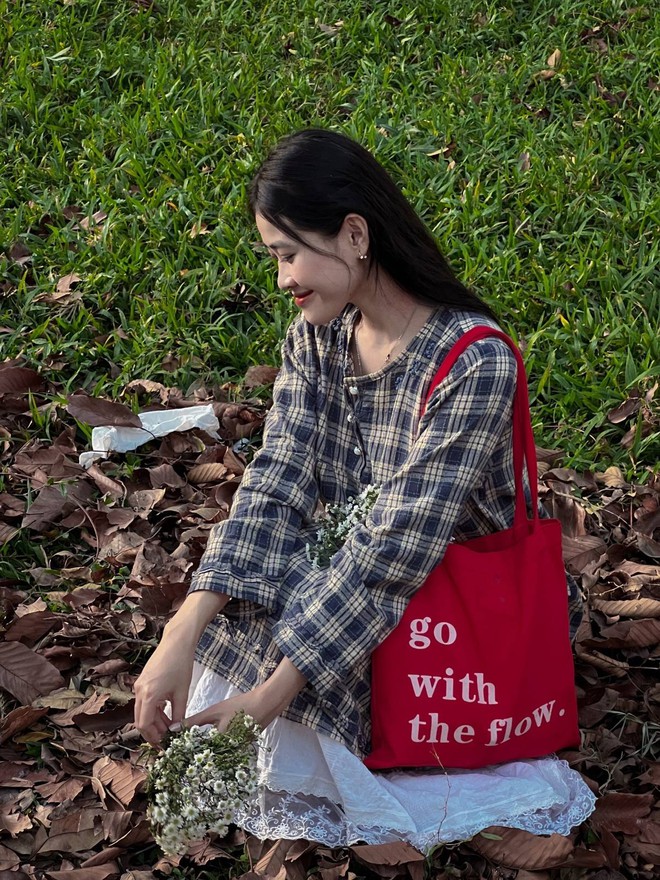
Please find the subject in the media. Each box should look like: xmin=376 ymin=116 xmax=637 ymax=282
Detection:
xmin=342 ymin=214 xmax=370 ymax=256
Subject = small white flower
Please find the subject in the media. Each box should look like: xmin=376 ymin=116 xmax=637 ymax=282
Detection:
xmin=151 ymin=805 xmax=166 ymax=823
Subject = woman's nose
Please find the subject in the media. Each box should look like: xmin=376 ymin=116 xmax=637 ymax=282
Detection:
xmin=278 ymin=265 xmax=294 ymax=290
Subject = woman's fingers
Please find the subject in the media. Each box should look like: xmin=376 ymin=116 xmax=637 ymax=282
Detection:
xmin=132 ymin=641 xmax=194 ymax=744
xmin=182 ymin=704 xmax=230 ymax=733
xmin=169 ymin=689 xmax=189 ymax=727
xmin=135 ymin=699 xmax=171 ymax=746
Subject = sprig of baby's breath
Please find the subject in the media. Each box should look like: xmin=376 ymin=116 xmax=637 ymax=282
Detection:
xmin=306 ymin=484 xmax=380 ymax=569
xmin=146 ymin=711 xmax=260 ymax=856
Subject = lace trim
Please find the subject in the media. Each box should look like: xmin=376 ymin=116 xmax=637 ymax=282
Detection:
xmin=235 ymin=777 xmax=596 ymax=851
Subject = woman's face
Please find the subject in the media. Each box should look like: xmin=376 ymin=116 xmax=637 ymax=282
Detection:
xmin=255 ymin=214 xmax=367 ymax=326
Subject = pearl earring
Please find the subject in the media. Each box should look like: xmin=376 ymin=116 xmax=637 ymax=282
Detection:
xmin=357 ymin=251 xmax=368 ymax=260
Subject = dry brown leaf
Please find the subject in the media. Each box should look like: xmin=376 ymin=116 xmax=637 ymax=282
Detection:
xmin=597 ymin=618 xmax=660 ymax=649
xmin=595 ymin=466 xmax=629 ymax=488
xmin=638 ymin=764 xmax=660 ymax=785
xmin=243 ymin=365 xmax=280 ymax=389
xmin=46 ymin=864 xmax=120 ymax=880
xmin=0 ymin=811 xmax=33 ymax=837
xmin=81 ymin=848 xmax=126 ymax=868
xmin=0 ymin=641 xmax=66 ymax=704
xmin=187 ymin=462 xmax=228 ymax=484
xmin=149 ymin=463 xmax=186 ymax=488
xmin=223 ymin=447 xmax=247 ymax=474
xmin=56 ymin=273 xmax=82 ymax=293
xmin=4 ymin=609 xmax=61 ymax=643
xmin=547 ymin=48 xmax=562 ymax=67
xmin=253 ymin=839 xmax=300 ymax=876
xmin=185 ymin=839 xmax=234 ymax=865
xmin=468 ymin=826 xmax=574 ymax=869
xmin=579 ymin=688 xmax=621 ymax=728
xmin=67 ymin=393 xmax=142 ymax=428
xmin=0 ymin=366 xmax=45 ymax=394
xmin=638 ymin=816 xmax=660 ymax=845
xmin=350 ymin=842 xmax=425 ymax=867
xmin=63 ymin=586 xmax=106 ymax=609
xmin=545 ymin=490 xmax=587 ymax=538
xmin=636 ymin=531 xmax=660 ymax=560
xmin=562 ymin=534 xmax=607 ymax=572
xmin=317 ymin=21 xmax=343 ymax=36
xmin=22 ymin=482 xmax=93 ymax=531
xmin=119 ymin=872 xmax=157 ymax=880
xmin=0 ymin=706 xmax=48 ymax=744
xmin=34 ymin=288 xmax=84 ymax=307
xmin=575 ymin=642 xmax=630 ymax=677
xmin=592 ymin=597 xmax=660 ymax=618
xmin=38 ymin=808 xmax=107 ymax=854
xmin=607 ymin=394 xmax=642 ymax=424
xmin=0 ymin=842 xmax=21 ymax=869
xmin=36 ymin=776 xmax=87 ymax=803
xmin=93 ymin=757 xmax=146 ymax=806
xmin=73 ymin=700 xmax=135 ymax=733
xmin=590 ymin=792 xmax=653 ymax=834
xmin=79 ymin=210 xmax=108 ymax=230
xmin=52 ymin=691 xmax=111 ymax=727
xmin=86 ymin=465 xmax=126 ymax=499
xmin=33 ymin=686 xmax=87 ymax=710
xmin=127 ymin=488 xmax=166 ymax=513
xmin=0 ymin=522 xmax=19 ymax=544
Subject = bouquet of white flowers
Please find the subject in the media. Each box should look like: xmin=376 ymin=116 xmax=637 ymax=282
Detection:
xmin=306 ymin=484 xmax=381 ymax=569
xmin=146 ymin=712 xmax=261 ymax=856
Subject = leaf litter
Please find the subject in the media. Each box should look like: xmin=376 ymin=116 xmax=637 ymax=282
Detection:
xmin=0 ymin=365 xmax=658 ymax=880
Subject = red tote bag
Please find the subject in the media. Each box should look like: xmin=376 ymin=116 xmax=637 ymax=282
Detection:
xmin=365 ymin=327 xmax=580 ymax=770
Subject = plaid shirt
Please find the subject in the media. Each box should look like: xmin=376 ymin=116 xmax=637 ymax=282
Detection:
xmin=189 ymin=306 xmax=582 ymax=757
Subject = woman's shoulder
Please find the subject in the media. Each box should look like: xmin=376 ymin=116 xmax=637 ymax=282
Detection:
xmin=425 ymin=308 xmax=517 ymax=373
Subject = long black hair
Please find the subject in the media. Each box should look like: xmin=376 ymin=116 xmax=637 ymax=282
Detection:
xmin=249 ymin=129 xmax=496 ymax=320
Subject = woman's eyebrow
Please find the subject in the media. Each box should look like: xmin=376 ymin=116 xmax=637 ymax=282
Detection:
xmin=266 ymin=241 xmax=294 ymax=251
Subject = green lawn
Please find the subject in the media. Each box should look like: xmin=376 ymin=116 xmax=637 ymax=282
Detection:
xmin=1 ymin=0 xmax=658 ymax=473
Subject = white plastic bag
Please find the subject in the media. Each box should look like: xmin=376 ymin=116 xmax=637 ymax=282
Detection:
xmin=79 ymin=404 xmax=220 ymax=468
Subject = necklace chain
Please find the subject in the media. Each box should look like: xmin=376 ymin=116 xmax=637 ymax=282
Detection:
xmin=353 ymin=308 xmax=417 ymax=376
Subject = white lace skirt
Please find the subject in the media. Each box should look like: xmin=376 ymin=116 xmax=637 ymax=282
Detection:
xmin=187 ymin=662 xmax=595 ymax=851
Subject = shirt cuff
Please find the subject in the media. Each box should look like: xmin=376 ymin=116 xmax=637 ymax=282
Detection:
xmin=187 ymin=568 xmax=279 ymax=611
xmin=272 ymin=615 xmax=341 ymax=695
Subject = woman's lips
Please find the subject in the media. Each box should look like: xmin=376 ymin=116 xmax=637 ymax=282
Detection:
xmin=293 ymin=290 xmax=314 ymax=305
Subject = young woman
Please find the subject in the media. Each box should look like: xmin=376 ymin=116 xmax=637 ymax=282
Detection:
xmin=134 ymin=130 xmax=593 ymax=848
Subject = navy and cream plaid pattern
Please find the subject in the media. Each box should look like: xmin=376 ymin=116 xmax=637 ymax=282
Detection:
xmin=189 ymin=306 xmax=583 ymax=756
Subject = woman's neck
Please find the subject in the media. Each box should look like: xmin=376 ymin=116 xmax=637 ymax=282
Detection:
xmin=350 ymin=281 xmax=435 ymax=375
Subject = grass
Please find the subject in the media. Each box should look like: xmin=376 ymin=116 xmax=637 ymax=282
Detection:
xmin=1 ymin=0 xmax=659 ymax=474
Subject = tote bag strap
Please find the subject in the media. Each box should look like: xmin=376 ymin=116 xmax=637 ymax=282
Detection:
xmin=422 ymin=327 xmax=538 ymax=528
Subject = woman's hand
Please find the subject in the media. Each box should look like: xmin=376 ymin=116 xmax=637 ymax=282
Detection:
xmin=134 ymin=636 xmax=195 ymax=746
xmin=182 ymin=656 xmax=307 ymax=733
xmin=134 ymin=591 xmax=229 ymax=745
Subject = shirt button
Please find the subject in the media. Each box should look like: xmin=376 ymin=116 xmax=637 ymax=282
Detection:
xmin=353 ymin=445 xmax=361 ymax=455
xmin=347 ymin=413 xmax=354 ymax=422
xmin=349 ymin=386 xmax=359 ymax=395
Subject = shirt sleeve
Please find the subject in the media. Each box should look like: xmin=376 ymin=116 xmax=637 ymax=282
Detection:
xmin=187 ymin=317 xmax=320 ymax=610
xmin=272 ymin=337 xmax=518 ymax=696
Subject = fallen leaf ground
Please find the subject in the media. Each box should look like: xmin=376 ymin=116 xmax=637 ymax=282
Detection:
xmin=0 ymin=367 xmax=658 ymax=880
